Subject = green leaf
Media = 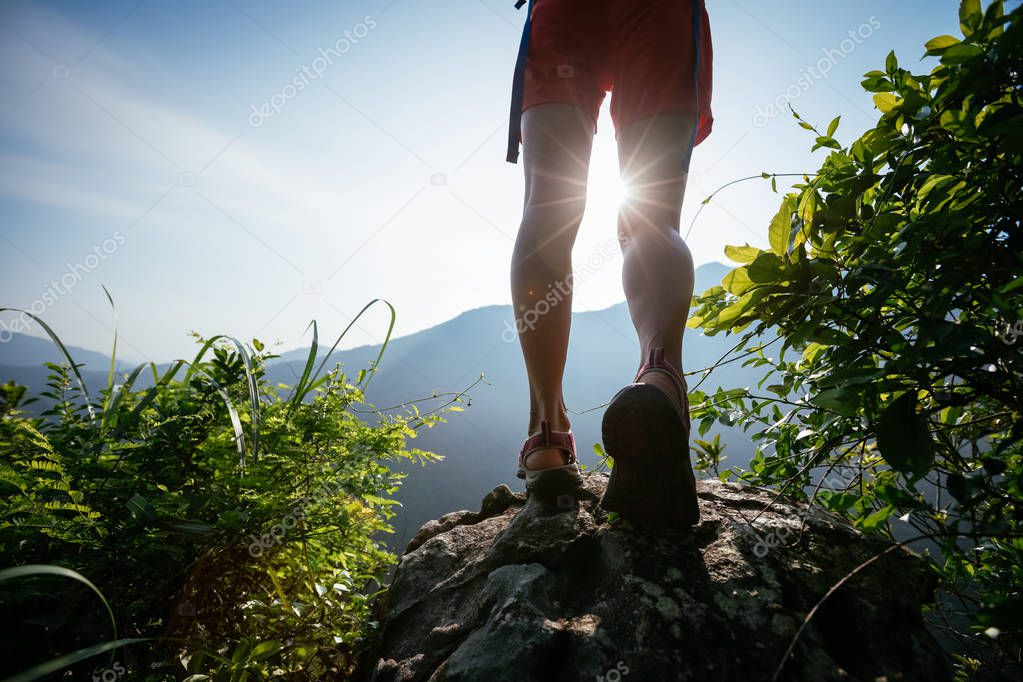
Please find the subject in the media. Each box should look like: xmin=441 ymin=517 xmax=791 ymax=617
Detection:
xmin=800 ymin=342 xmax=826 ymax=366
xmin=826 ymin=116 xmax=840 ymax=138
xmin=861 ymin=73 xmax=893 ymax=93
xmin=939 ymin=109 xmax=970 ymax=134
xmin=252 ymin=640 xmax=283 ymax=661
xmin=364 ymin=494 xmax=401 ymax=507
xmin=722 ymin=267 xmax=755 ymax=295
xmin=724 ymin=244 xmax=761 ymax=264
xmin=817 ymin=490 xmax=860 ymax=512
xmin=876 ymin=392 xmax=935 ymax=476
xmin=998 ymin=277 xmax=1023 ymax=294
xmin=885 ymin=50 xmax=898 ymax=72
xmin=812 ymin=136 xmax=841 ymax=151
xmin=873 ymin=93 xmax=900 ymax=113
xmin=924 ymin=35 xmax=960 ymax=52
xmin=946 ymin=470 xmax=985 ymax=505
xmin=959 ymin=0 xmax=981 ymax=35
xmin=858 ymin=505 xmax=896 ymax=531
xmin=747 ymin=252 xmax=784 ymax=283
xmin=918 ymin=174 xmax=956 ymax=201
xmin=127 ymin=494 xmax=156 ymax=522
xmin=940 ymin=43 xmax=984 ymax=63
xmin=714 ymin=291 xmax=757 ymax=328
xmin=797 ymin=190 xmax=817 ymax=225
xmin=167 ymin=520 xmax=216 ymax=535
xmin=810 ymin=387 xmax=859 ymax=417
xmin=768 ymin=198 xmax=794 ymax=256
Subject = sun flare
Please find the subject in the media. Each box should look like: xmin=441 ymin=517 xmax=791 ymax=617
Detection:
xmin=589 ymin=166 xmax=630 ymax=206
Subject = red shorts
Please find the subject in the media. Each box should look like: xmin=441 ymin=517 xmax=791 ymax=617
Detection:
xmin=522 ymin=0 xmax=713 ymax=144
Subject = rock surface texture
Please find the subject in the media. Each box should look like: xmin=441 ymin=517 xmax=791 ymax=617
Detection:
xmin=364 ymin=473 xmax=949 ymax=682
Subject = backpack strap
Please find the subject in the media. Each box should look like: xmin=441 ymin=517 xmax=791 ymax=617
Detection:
xmin=682 ymin=0 xmax=705 ymax=173
xmin=506 ymin=0 xmax=535 ymax=163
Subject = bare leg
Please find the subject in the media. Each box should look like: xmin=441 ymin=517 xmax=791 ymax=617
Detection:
xmin=511 ymin=103 xmax=595 ymax=469
xmin=616 ymin=113 xmax=696 ymax=394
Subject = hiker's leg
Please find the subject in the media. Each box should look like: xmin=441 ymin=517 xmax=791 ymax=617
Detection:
xmin=512 ymin=103 xmax=595 ymax=468
xmin=607 ymin=0 xmax=710 ymax=378
xmin=616 ymin=113 xmax=696 ymax=377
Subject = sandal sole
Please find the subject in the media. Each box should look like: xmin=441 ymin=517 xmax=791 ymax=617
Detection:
xmin=523 ymin=465 xmax=584 ymax=501
xmin=599 ymin=383 xmax=700 ymax=528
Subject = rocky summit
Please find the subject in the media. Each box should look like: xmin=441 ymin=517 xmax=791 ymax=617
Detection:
xmin=364 ymin=473 xmax=949 ymax=682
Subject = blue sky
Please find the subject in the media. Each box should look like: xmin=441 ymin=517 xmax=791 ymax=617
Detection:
xmin=0 ymin=0 xmax=980 ymax=362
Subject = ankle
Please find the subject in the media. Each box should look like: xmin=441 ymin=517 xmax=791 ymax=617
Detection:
xmin=529 ymin=409 xmax=570 ymax=433
xmin=639 ymin=344 xmax=683 ymax=375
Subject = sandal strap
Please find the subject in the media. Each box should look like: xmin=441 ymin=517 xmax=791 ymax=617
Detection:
xmin=634 ymin=348 xmax=690 ymax=428
xmin=519 ymin=418 xmax=577 ymax=465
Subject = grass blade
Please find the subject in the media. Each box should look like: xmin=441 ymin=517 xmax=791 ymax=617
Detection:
xmin=180 ymin=361 xmax=247 ymax=472
xmin=358 ymin=299 xmax=395 ymax=393
xmin=3 ymin=638 xmax=149 ymax=682
xmin=118 ymin=360 xmax=184 ymax=438
xmin=286 ymin=321 xmax=319 ymax=414
xmin=102 ymin=362 xmax=151 ymax=432
xmin=0 ymin=565 xmax=117 ymax=642
xmin=178 ymin=336 xmax=255 ymax=467
xmin=221 ymin=336 xmax=261 ymax=462
xmin=101 ymin=285 xmax=118 ymax=408
xmin=291 ymin=299 xmax=396 ymax=408
xmin=0 ymin=309 xmax=94 ymax=421
xmin=183 ymin=335 xmax=226 ymax=384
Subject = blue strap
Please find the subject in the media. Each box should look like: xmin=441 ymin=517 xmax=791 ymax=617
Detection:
xmin=506 ymin=0 xmax=535 ymax=163
xmin=683 ymin=0 xmax=704 ymax=174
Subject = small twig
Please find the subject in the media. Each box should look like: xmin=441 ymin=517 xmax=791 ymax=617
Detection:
xmin=770 ymin=534 xmax=927 ymax=681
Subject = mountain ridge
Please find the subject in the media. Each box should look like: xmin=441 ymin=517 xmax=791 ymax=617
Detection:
xmin=1 ymin=262 xmax=757 ymax=549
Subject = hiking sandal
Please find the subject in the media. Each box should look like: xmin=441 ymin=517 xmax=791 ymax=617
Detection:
xmin=599 ymin=347 xmax=700 ymax=528
xmin=517 ymin=418 xmax=584 ymax=499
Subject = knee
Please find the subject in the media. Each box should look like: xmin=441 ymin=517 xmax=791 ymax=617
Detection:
xmin=618 ymin=216 xmax=669 ymax=246
xmin=618 ymin=222 xmax=692 ymax=260
xmin=516 ymin=202 xmax=584 ymax=257
xmin=522 ymin=190 xmax=587 ymax=228
xmin=616 ymin=178 xmax=684 ymax=237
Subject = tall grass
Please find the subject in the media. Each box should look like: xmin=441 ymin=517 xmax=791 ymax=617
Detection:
xmin=0 ymin=298 xmax=463 ymax=680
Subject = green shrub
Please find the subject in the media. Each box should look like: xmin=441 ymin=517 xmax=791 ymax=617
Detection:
xmin=0 ymin=307 xmax=455 ymax=680
xmin=689 ymin=1 xmax=1021 ymax=677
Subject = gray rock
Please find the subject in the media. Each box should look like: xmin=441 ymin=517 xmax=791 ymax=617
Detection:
xmin=364 ymin=474 xmax=949 ymax=682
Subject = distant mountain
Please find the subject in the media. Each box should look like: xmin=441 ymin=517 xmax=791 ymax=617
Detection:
xmin=1 ymin=262 xmax=765 ymax=549
xmin=0 ymin=330 xmax=119 ymax=370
